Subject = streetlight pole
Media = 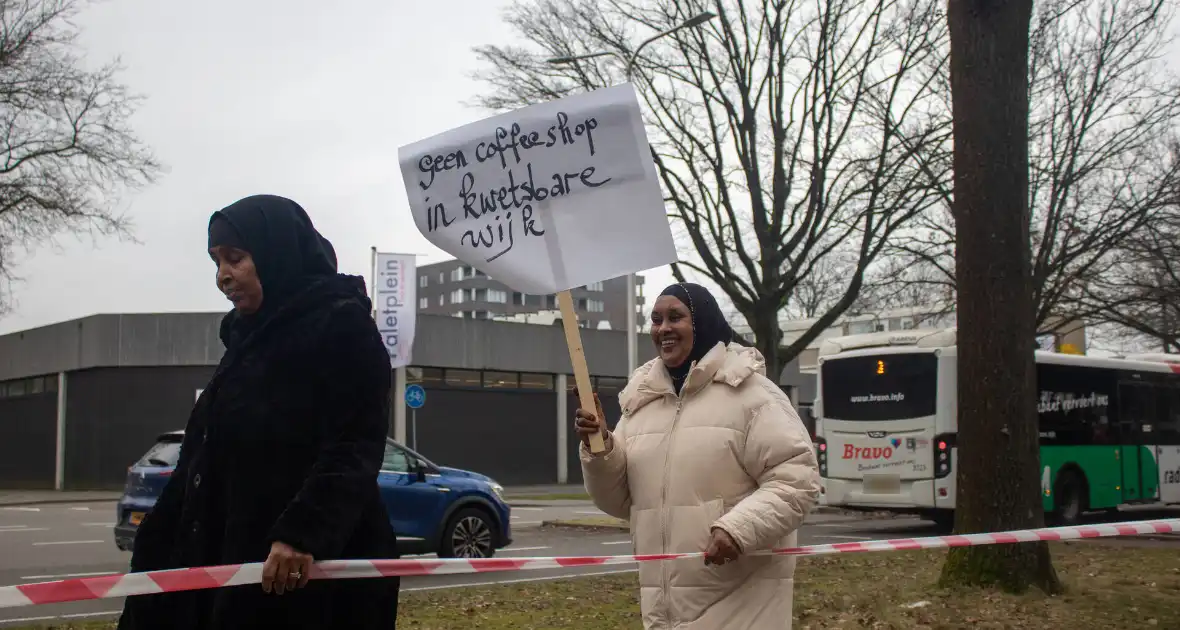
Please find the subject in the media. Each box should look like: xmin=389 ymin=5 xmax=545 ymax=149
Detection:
xmin=547 ymin=11 xmax=716 ymax=377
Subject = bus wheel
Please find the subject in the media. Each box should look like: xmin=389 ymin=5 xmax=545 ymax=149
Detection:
xmin=1053 ymin=470 xmax=1087 ymax=526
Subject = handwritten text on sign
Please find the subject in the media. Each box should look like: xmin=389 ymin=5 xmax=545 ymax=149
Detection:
xmin=398 ymin=84 xmax=675 ymax=294
xmin=418 ymin=112 xmax=602 ymax=260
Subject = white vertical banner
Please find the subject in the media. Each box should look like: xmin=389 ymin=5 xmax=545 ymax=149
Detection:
xmin=372 ymin=252 xmax=417 ymax=368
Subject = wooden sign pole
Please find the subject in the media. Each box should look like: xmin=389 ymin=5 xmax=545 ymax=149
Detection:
xmin=556 ymin=290 xmax=607 ymax=453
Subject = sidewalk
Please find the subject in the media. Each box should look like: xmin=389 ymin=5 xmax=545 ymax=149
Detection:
xmin=0 ymin=486 xmax=591 ymax=508
xmin=0 ymin=485 xmax=589 ymax=507
xmin=502 ymin=484 xmax=587 ymax=497
xmin=502 ymin=484 xmax=592 ymax=507
xmin=497 ymin=485 xmax=869 ymax=511
xmin=0 ymin=486 xmax=876 ymax=513
xmin=0 ymin=490 xmax=123 ymax=506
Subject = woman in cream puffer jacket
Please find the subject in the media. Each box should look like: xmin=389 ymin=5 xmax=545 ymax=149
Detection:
xmin=576 ymin=283 xmax=821 ymax=630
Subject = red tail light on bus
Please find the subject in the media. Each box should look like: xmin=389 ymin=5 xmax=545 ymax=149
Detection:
xmin=815 ymin=438 xmax=827 ymax=477
xmin=934 ymin=433 xmax=956 ymax=479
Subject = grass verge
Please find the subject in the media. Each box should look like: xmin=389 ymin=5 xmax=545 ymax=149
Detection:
xmin=18 ymin=541 xmax=1180 ymax=629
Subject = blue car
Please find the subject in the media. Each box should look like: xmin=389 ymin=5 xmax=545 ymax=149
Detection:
xmin=115 ymin=431 xmax=512 ymax=558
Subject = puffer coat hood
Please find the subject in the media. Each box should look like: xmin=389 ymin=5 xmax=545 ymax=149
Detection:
xmin=582 ymin=341 xmax=820 ymax=629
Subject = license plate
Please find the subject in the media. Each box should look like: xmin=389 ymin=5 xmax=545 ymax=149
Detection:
xmin=863 ymin=474 xmax=901 ymax=495
xmin=129 ymin=512 xmax=145 ymax=526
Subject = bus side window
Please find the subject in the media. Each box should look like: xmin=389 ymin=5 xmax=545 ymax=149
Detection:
xmin=1091 ymin=415 xmax=1110 ymax=443
xmin=1159 ymin=386 xmax=1180 ymax=446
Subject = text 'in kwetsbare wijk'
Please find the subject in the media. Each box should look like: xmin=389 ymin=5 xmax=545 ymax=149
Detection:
xmin=416 ymin=111 xmax=606 ymax=264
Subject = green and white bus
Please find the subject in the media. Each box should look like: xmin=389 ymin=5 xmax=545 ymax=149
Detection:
xmin=813 ymin=328 xmax=1180 ymax=526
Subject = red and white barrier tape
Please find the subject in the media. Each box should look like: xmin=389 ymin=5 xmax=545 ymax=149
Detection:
xmin=2 ymin=517 xmax=1176 ymax=609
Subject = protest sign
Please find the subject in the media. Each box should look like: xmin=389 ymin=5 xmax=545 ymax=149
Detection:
xmin=396 ymin=83 xmax=675 ymax=294
xmin=397 ymin=84 xmax=676 ymax=452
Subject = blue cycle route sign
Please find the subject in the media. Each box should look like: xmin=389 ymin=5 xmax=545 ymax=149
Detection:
xmin=405 ymin=384 xmax=426 ymax=409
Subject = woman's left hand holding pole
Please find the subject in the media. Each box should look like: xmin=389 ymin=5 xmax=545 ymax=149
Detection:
xmin=261 ymin=541 xmax=314 ymax=595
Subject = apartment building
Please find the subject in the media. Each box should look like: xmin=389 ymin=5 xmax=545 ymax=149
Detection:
xmin=415 ymin=259 xmax=646 ymax=331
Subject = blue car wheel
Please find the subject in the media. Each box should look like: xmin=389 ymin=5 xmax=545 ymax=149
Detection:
xmin=439 ymin=508 xmax=496 ymax=559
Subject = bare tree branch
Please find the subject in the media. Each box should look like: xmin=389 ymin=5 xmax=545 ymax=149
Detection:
xmin=1077 ymin=148 xmax=1180 ymax=350
xmin=472 ymin=0 xmax=948 ymax=377
xmin=0 ymin=0 xmax=162 ymax=313
xmin=887 ymin=0 xmax=1180 ymax=336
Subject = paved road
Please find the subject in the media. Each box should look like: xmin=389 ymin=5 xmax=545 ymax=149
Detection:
xmin=0 ymin=501 xmax=637 ymax=626
xmin=1 ymin=502 xmax=1177 ymax=627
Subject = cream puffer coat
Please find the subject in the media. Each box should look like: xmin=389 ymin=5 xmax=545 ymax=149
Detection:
xmin=581 ymin=342 xmax=820 ymax=629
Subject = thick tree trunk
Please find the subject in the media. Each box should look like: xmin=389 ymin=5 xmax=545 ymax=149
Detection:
xmin=750 ymin=306 xmax=783 ymax=385
xmin=939 ymin=0 xmax=1062 ymax=594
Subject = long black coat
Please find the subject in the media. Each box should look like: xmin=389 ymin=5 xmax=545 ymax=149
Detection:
xmin=118 ymin=274 xmax=399 ymax=630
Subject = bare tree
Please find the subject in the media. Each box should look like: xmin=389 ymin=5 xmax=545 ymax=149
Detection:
xmin=890 ymin=0 xmax=1180 ymax=335
xmin=1088 ymin=321 xmax=1173 ymax=354
xmin=848 ymin=255 xmax=954 ymax=317
xmin=784 ymin=254 xmax=853 ymax=319
xmin=472 ymin=0 xmax=949 ymax=379
xmin=1082 ymin=179 xmax=1180 ymax=351
xmin=939 ymin=0 xmax=1062 ymax=594
xmin=0 ymin=0 xmax=161 ymax=312
xmin=785 ymin=246 xmax=956 ymax=322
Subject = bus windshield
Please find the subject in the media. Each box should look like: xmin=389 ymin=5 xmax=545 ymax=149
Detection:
xmin=821 ymin=353 xmax=938 ymax=421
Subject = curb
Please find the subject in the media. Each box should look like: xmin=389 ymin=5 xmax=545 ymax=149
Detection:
xmin=509 ymin=501 xmax=593 ymax=508
xmin=503 ymin=496 xmax=592 ymax=502
xmin=512 ymin=504 xmax=844 ymax=514
xmin=539 ymin=509 xmax=880 ymax=532
xmin=541 ymin=519 xmax=629 ymax=532
xmin=521 ymin=505 xmax=862 ymax=515
xmin=540 ymin=519 xmax=1180 ymax=542
xmin=0 ymin=496 xmax=121 ymax=508
xmin=812 ymin=506 xmax=921 ymax=519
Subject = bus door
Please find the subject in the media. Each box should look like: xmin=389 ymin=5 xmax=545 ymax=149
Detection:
xmin=1118 ymin=445 xmax=1145 ymax=502
xmin=1159 ymin=385 xmax=1180 ymax=503
xmin=1116 ymin=382 xmax=1153 ymax=502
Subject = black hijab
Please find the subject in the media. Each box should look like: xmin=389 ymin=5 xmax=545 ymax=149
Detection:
xmin=208 ymin=194 xmax=338 ymax=343
xmin=658 ymin=282 xmax=737 ymax=393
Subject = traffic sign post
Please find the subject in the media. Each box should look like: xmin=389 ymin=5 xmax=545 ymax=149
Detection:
xmin=405 ymin=384 xmax=426 ymax=450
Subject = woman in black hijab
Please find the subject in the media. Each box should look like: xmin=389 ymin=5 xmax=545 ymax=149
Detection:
xmin=652 ymin=282 xmax=742 ymax=394
xmin=572 ymin=281 xmax=820 ymax=629
xmin=118 ymin=195 xmax=400 ymax=630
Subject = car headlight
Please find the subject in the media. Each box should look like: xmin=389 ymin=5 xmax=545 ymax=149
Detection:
xmin=490 ymin=482 xmax=504 ymax=499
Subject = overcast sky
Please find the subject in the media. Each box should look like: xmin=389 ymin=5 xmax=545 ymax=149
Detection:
xmin=2 ymin=2 xmax=1175 ymax=339
xmin=0 ymin=0 xmax=682 ymax=335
